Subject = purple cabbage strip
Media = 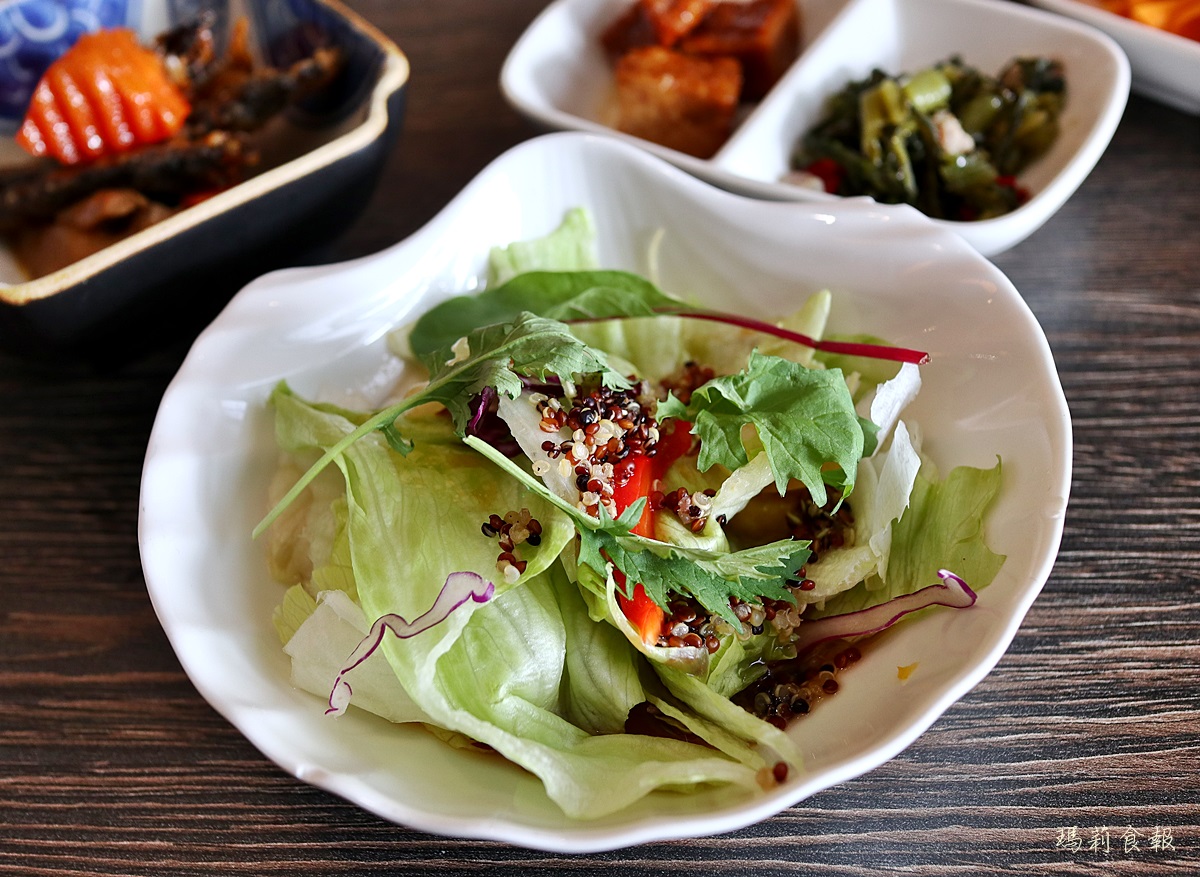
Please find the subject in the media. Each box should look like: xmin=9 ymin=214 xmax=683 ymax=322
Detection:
xmin=465 ymin=377 xmax=563 ymax=457
xmin=466 ymin=385 xmax=499 ymax=437
xmin=325 ymin=571 xmax=495 ymax=717
xmin=791 ymin=570 xmax=977 ymax=654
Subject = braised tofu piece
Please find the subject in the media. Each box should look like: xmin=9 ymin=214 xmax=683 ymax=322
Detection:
xmin=640 ymin=0 xmax=718 ymax=46
xmin=613 ymin=45 xmax=742 ymax=158
xmin=600 ymin=2 xmax=657 ymax=57
xmin=602 ymin=0 xmax=716 ymax=54
xmin=679 ymin=0 xmax=801 ymax=101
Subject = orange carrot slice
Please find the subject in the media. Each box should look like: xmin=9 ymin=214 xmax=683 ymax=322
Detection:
xmin=16 ymin=28 xmax=190 ymax=165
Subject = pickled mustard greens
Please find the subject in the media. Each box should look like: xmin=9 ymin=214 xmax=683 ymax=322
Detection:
xmin=261 ymin=209 xmax=1005 ymax=819
xmin=790 ymin=55 xmax=1066 ymax=220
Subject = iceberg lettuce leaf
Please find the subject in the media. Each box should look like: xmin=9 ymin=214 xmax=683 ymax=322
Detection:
xmin=488 ymin=206 xmax=599 ymax=285
xmin=809 ymin=459 xmax=1005 ymax=618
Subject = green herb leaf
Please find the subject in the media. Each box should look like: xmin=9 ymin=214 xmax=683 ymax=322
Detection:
xmin=658 ymin=351 xmax=863 ymax=506
xmin=465 ymin=436 xmax=807 ymax=625
xmin=254 ymin=313 xmax=627 ymax=538
xmin=409 ymin=270 xmax=682 ymax=357
xmin=419 ymin=312 xmax=630 ymax=431
xmin=587 ymin=526 xmax=808 ymax=626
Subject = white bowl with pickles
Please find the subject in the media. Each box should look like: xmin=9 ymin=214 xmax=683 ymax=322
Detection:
xmin=502 ymin=0 xmax=1130 ymax=255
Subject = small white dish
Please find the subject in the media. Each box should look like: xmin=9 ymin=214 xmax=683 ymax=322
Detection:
xmin=501 ymin=0 xmax=1129 ymax=256
xmin=1028 ymin=0 xmax=1200 ymax=114
xmin=139 ymin=132 xmax=1071 ymax=851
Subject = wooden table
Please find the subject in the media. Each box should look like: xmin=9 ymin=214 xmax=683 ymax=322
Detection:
xmin=2 ymin=1 xmax=1198 ymax=873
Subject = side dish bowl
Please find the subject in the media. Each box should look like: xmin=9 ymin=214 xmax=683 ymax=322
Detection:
xmin=139 ymin=132 xmax=1071 ymax=851
xmin=1028 ymin=0 xmax=1200 ymax=114
xmin=501 ymin=0 xmax=1129 ymax=256
xmin=0 ymin=0 xmax=409 ymax=357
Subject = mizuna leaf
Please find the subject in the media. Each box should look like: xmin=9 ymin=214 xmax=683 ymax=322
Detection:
xmin=658 ymin=351 xmax=864 ymax=505
xmin=586 ymin=527 xmax=809 ymax=626
xmin=255 ymin=312 xmax=627 ymax=538
xmin=418 ymin=311 xmax=630 ymax=431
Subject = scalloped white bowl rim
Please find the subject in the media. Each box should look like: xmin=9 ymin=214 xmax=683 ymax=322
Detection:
xmin=139 ymin=131 xmax=1071 ymax=852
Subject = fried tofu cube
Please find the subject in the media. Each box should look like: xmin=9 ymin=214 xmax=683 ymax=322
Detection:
xmin=679 ymin=0 xmax=801 ymax=101
xmin=612 ymin=45 xmax=742 ymax=158
xmin=640 ymin=0 xmax=719 ymax=45
xmin=602 ymin=0 xmax=717 ymax=54
xmin=600 ymin=2 xmax=657 ymax=57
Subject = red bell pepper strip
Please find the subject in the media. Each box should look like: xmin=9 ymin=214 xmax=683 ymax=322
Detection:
xmin=805 ymin=157 xmax=844 ymax=194
xmin=611 ymin=421 xmax=693 ymax=643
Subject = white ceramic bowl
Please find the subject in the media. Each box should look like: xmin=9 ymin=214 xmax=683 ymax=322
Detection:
xmin=139 ymin=132 xmax=1071 ymax=852
xmin=1028 ymin=0 xmax=1200 ymax=114
xmin=501 ymin=0 xmax=1129 ymax=256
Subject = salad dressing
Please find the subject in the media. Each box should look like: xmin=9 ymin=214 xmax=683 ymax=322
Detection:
xmin=735 ymin=639 xmax=864 ymax=729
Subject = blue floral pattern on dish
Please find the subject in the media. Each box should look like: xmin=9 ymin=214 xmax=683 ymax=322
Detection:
xmin=0 ymin=0 xmax=141 ymax=133
xmin=0 ymin=0 xmax=361 ymax=137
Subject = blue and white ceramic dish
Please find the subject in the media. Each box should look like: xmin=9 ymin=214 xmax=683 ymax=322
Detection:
xmin=0 ymin=0 xmax=408 ymax=357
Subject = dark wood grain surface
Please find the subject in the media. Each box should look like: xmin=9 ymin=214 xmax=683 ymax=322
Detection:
xmin=2 ymin=1 xmax=1199 ymax=874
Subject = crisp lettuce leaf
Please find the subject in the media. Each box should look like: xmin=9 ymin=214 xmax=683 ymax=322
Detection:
xmin=270 ymin=387 xmax=576 ymax=610
xmin=746 ymin=288 xmax=831 ymax=368
xmin=273 ymin=582 xmax=317 ymax=645
xmin=566 ymin=315 xmax=692 ymax=383
xmin=270 ymin=388 xmax=784 ymax=818
xmin=364 ymin=557 xmax=771 ymax=818
xmin=488 ymin=206 xmax=599 ymax=285
xmin=809 ymin=458 xmax=1005 ymax=619
xmin=859 ymin=361 xmax=921 ymax=453
xmin=283 ymin=588 xmax=433 ymax=724
xmin=801 ymin=419 xmax=922 ymax=601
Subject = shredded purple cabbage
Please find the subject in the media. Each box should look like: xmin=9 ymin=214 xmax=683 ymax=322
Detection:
xmin=464 ymin=377 xmax=562 ymax=456
xmin=465 ymin=386 xmax=522 ymax=455
xmin=325 ymin=571 xmax=495 ymax=716
xmin=792 ymin=570 xmax=977 ymax=653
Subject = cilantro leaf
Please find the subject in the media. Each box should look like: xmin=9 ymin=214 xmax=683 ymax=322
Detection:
xmin=465 ymin=436 xmax=808 ymax=625
xmin=658 ymin=351 xmax=864 ymax=506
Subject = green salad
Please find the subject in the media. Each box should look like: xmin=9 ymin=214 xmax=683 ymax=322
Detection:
xmin=259 ymin=209 xmax=1005 ymax=819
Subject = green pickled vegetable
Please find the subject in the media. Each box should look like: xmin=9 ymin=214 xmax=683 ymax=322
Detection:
xmin=790 ymin=55 xmax=1066 ymax=221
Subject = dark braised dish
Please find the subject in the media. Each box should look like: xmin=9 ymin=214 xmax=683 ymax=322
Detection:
xmin=0 ymin=15 xmax=341 ymax=279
